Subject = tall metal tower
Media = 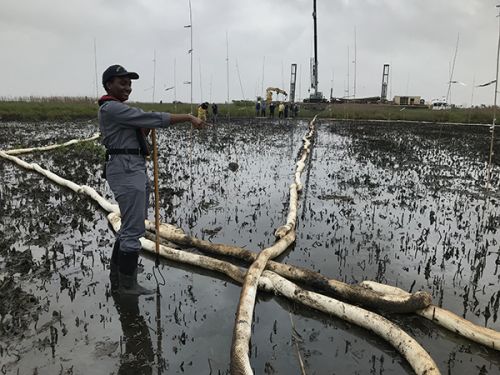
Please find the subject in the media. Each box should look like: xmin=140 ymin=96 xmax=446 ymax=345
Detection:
xmin=381 ymin=64 xmax=390 ymax=102
xmin=290 ymin=63 xmax=297 ymax=103
xmin=309 ymin=0 xmax=323 ymax=102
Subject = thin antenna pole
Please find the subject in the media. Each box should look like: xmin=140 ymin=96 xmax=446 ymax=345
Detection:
xmin=281 ymin=60 xmax=285 ymax=89
xmin=470 ymin=75 xmax=475 ymax=108
xmin=226 ymin=31 xmax=230 ymax=112
xmin=93 ymin=38 xmax=98 ymax=99
xmin=189 ymin=0 xmax=193 ymax=114
xmin=446 ymin=33 xmax=460 ymax=105
xmin=330 ymin=68 xmax=334 ymax=100
xmin=199 ymin=58 xmax=203 ymax=103
xmin=468 ymin=74 xmax=475 ymax=123
xmin=298 ymin=63 xmax=302 ymax=101
xmin=354 ymin=26 xmax=357 ymax=99
xmin=261 ymin=56 xmax=265 ymax=97
xmin=390 ymin=59 xmax=393 ymax=100
xmin=152 ymin=49 xmax=156 ymax=103
xmin=152 ymin=129 xmax=161 ymax=260
xmin=209 ymin=74 xmax=213 ymax=103
xmin=186 ymin=0 xmax=194 ymax=236
xmin=174 ymin=58 xmax=177 ymax=112
xmin=347 ymin=46 xmax=350 ymax=98
xmin=406 ymin=72 xmax=410 ymax=96
xmin=487 ymin=5 xmax=500 ymax=189
xmin=236 ymin=59 xmax=245 ymax=100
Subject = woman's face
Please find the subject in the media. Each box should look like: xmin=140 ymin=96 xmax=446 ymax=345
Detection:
xmin=107 ymin=77 xmax=132 ymax=102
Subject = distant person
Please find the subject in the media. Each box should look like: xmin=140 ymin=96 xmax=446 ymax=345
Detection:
xmin=198 ymin=102 xmax=209 ymax=121
xmin=269 ymin=102 xmax=276 ymax=118
xmin=261 ymin=101 xmax=266 ymax=117
xmin=278 ymin=102 xmax=285 ymax=119
xmin=293 ymin=103 xmax=299 ymax=118
xmin=255 ymin=100 xmax=261 ymax=117
xmin=98 ymin=64 xmax=205 ymax=295
xmin=211 ymin=103 xmax=218 ymax=122
xmin=284 ymin=103 xmax=289 ymax=118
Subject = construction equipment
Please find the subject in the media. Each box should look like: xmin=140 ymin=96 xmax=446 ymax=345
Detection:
xmin=266 ymin=87 xmax=288 ymax=104
xmin=381 ymin=64 xmax=390 ymax=102
xmin=289 ymin=64 xmax=297 ymax=103
xmin=306 ymin=0 xmax=324 ymax=102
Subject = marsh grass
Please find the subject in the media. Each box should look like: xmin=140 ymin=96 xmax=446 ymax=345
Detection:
xmin=0 ymin=97 xmax=495 ymax=124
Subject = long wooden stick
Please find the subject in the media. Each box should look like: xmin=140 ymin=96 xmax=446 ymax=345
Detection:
xmin=151 ymin=129 xmax=161 ymax=259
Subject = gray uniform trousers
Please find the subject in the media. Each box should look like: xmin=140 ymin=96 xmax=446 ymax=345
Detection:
xmin=106 ymin=154 xmax=150 ymax=254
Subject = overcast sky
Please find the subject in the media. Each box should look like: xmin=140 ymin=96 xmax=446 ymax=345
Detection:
xmin=1 ymin=0 xmax=499 ymax=106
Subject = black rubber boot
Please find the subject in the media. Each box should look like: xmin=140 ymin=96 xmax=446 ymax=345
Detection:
xmin=109 ymin=240 xmax=120 ymax=290
xmin=118 ymin=252 xmax=154 ymax=296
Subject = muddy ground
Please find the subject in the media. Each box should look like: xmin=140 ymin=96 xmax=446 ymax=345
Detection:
xmin=0 ymin=118 xmax=499 ymax=374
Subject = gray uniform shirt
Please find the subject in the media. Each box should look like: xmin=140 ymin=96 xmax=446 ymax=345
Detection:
xmin=98 ymin=101 xmax=171 ymax=175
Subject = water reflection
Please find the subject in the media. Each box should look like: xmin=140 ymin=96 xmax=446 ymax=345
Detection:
xmin=1 ymin=119 xmax=499 ymax=374
xmin=112 ymin=292 xmax=154 ymax=375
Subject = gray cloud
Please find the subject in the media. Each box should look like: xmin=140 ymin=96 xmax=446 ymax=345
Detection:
xmin=0 ymin=0 xmax=498 ymax=106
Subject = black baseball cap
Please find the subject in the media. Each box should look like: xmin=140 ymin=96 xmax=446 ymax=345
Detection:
xmin=102 ymin=65 xmax=139 ymax=85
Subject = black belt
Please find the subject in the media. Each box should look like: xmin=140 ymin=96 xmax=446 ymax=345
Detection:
xmin=102 ymin=148 xmax=147 ymax=179
xmin=106 ymin=148 xmax=147 ymax=156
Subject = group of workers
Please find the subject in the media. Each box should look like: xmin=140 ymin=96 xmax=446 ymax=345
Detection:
xmin=196 ymin=100 xmax=300 ymax=121
xmin=197 ymin=102 xmax=218 ymax=122
xmin=255 ymin=99 xmax=299 ymax=119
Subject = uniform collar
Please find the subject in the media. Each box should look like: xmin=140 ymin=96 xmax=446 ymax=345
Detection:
xmin=98 ymin=95 xmax=120 ymax=106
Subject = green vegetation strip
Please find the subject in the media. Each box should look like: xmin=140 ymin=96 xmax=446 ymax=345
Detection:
xmin=0 ymin=99 xmax=495 ymax=124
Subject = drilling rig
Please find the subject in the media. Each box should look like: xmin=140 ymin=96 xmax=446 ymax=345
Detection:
xmin=307 ymin=0 xmax=324 ymax=102
xmin=289 ymin=63 xmax=297 ymax=103
xmin=381 ymin=64 xmax=390 ymax=102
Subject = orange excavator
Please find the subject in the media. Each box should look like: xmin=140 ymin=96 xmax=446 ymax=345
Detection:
xmin=265 ymin=87 xmax=288 ymax=104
